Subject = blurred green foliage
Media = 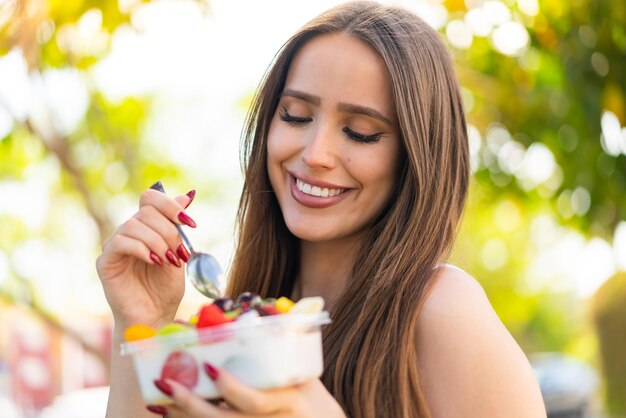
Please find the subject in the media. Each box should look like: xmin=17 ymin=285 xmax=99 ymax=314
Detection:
xmin=447 ymin=0 xmax=626 ymax=359
xmin=451 ymin=0 xmax=626 ymax=237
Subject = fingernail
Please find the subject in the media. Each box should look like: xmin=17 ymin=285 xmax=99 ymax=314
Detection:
xmin=176 ymin=244 xmax=190 ymax=263
xmin=204 ymin=362 xmax=219 ymax=380
xmin=149 ymin=252 xmax=163 ymax=266
xmin=185 ymin=189 xmax=196 ymax=208
xmin=154 ymin=379 xmax=174 ymax=397
xmin=165 ymin=249 xmax=181 ymax=268
xmin=146 ymin=404 xmax=168 ymax=415
xmin=177 ymin=211 xmax=197 ymax=228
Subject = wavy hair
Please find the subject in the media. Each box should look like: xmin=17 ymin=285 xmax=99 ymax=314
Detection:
xmin=226 ymin=2 xmax=470 ymax=416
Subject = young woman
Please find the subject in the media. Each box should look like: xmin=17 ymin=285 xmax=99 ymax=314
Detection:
xmin=96 ymin=1 xmax=547 ymax=417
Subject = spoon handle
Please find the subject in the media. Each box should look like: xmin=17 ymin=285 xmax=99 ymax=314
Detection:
xmin=149 ymin=181 xmax=196 ymax=253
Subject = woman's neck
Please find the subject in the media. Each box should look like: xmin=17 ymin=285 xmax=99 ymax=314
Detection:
xmin=295 ymin=237 xmax=360 ymax=311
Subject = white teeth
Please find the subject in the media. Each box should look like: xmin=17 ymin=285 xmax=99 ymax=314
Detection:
xmin=296 ymin=178 xmax=344 ymax=197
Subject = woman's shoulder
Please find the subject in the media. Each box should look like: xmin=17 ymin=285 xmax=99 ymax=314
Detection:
xmin=420 ymin=264 xmax=489 ymax=317
xmin=415 ymin=264 xmax=546 ymax=418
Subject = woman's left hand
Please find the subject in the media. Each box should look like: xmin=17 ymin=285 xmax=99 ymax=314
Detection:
xmin=150 ymin=363 xmax=346 ymax=418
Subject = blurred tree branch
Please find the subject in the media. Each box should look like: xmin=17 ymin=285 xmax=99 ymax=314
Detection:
xmin=22 ymin=116 xmax=113 ymax=241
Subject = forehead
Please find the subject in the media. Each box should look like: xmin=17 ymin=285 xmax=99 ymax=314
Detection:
xmin=283 ymin=33 xmax=396 ymax=116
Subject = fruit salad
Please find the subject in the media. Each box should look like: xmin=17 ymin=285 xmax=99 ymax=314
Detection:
xmin=121 ymin=293 xmax=330 ymax=405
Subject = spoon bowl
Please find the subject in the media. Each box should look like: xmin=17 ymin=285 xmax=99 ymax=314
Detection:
xmin=149 ymin=181 xmax=223 ymax=299
xmin=186 ymin=252 xmax=223 ymax=299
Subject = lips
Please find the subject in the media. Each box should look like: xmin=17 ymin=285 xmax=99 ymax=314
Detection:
xmin=288 ymin=173 xmax=351 ymax=209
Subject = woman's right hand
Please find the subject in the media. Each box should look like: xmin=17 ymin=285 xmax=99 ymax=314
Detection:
xmin=96 ymin=187 xmax=196 ymax=330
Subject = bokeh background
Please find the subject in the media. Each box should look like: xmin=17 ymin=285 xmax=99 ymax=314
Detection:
xmin=0 ymin=0 xmax=625 ymax=416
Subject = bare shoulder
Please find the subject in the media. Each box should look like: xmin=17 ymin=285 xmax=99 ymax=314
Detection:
xmin=420 ymin=264 xmax=489 ymax=317
xmin=416 ymin=265 xmax=546 ymax=418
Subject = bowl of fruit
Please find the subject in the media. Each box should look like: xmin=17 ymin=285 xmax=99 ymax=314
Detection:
xmin=121 ymin=292 xmax=331 ymax=405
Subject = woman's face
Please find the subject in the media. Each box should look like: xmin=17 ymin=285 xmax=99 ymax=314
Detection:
xmin=267 ymin=33 xmax=401 ymax=244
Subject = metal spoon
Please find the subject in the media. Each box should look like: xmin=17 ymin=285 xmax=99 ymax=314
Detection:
xmin=150 ymin=181 xmax=223 ymax=299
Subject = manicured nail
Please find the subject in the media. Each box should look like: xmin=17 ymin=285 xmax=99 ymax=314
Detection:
xmin=146 ymin=404 xmax=168 ymax=415
xmin=149 ymin=252 xmax=163 ymax=266
xmin=154 ymin=379 xmax=174 ymax=397
xmin=165 ymin=249 xmax=181 ymax=267
xmin=204 ymin=362 xmax=219 ymax=380
xmin=177 ymin=211 xmax=197 ymax=228
xmin=184 ymin=189 xmax=196 ymax=208
xmin=176 ymin=244 xmax=190 ymax=263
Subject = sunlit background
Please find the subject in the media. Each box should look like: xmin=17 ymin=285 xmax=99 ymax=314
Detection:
xmin=0 ymin=0 xmax=625 ymax=416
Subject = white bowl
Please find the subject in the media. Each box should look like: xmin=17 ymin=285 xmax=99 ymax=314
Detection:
xmin=121 ymin=312 xmax=331 ymax=405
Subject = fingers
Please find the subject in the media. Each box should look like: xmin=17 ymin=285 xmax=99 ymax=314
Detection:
xmin=147 ymin=364 xmax=302 ymax=418
xmin=139 ymin=189 xmax=197 ymax=228
xmin=132 ymin=206 xmax=183 ymax=266
xmin=145 ymin=404 xmax=168 ymax=416
xmin=98 ymin=232 xmax=155 ymax=267
xmin=151 ymin=379 xmax=239 ymax=418
xmin=99 ymin=187 xmax=196 ymax=270
xmin=203 ymin=363 xmax=295 ymax=415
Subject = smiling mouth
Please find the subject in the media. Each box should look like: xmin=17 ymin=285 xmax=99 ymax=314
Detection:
xmin=295 ymin=178 xmax=346 ymax=197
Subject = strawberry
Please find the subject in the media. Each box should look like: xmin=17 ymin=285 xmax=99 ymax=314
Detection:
xmin=264 ymin=306 xmax=281 ymax=315
xmin=196 ymin=304 xmax=234 ymax=328
xmin=160 ymin=351 xmax=198 ymax=389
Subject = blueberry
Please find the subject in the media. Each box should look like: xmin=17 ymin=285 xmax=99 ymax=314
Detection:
xmin=212 ymin=297 xmax=234 ymax=312
xmin=237 ymin=292 xmax=262 ymax=306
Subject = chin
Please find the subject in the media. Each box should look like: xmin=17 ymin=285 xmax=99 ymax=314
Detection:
xmin=284 ymin=218 xmax=366 ymax=245
xmin=283 ymin=220 xmax=334 ymax=243
xmin=286 ymin=226 xmax=328 ymax=242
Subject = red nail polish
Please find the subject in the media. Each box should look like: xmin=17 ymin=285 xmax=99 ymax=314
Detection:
xmin=165 ymin=249 xmax=181 ymax=267
xmin=204 ymin=362 xmax=219 ymax=380
xmin=185 ymin=189 xmax=196 ymax=209
xmin=176 ymin=244 xmax=190 ymax=263
xmin=146 ymin=404 xmax=168 ymax=415
xmin=149 ymin=252 xmax=163 ymax=266
xmin=154 ymin=379 xmax=174 ymax=397
xmin=177 ymin=211 xmax=197 ymax=228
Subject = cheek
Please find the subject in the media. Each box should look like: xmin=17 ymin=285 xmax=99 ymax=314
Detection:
xmin=352 ymin=150 xmax=401 ymax=213
xmin=353 ymin=147 xmax=400 ymax=188
xmin=267 ymin=125 xmax=284 ymax=170
xmin=370 ymin=164 xmax=398 ymax=198
xmin=266 ymin=123 xmax=294 ymax=191
xmin=267 ymin=123 xmax=293 ymax=163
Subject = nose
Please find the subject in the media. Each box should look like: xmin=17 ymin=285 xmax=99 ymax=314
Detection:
xmin=301 ymin=123 xmax=337 ymax=169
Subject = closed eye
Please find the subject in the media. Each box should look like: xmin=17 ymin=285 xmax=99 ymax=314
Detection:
xmin=278 ymin=108 xmax=312 ymax=125
xmin=342 ymin=127 xmax=382 ymax=144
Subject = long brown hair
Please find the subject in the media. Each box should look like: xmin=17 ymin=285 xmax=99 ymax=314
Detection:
xmin=226 ymin=2 xmax=469 ymax=417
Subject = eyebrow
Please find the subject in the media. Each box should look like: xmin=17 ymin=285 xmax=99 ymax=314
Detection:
xmin=282 ymin=89 xmax=320 ymax=105
xmin=337 ymin=103 xmax=392 ymax=126
xmin=281 ymin=88 xmax=393 ymax=126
